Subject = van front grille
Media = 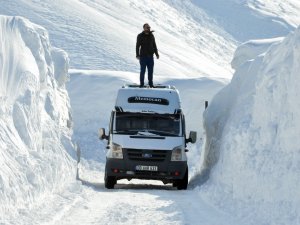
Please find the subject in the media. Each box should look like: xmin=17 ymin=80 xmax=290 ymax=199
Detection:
xmin=125 ymin=149 xmax=168 ymax=162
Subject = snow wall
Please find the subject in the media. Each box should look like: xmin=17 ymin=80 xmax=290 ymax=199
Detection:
xmin=0 ymin=16 xmax=75 ymax=220
xmin=200 ymin=26 xmax=300 ymax=224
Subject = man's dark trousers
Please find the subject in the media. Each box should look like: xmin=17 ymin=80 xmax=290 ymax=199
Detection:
xmin=139 ymin=56 xmax=154 ymax=87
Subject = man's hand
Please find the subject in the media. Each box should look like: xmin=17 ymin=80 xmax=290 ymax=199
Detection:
xmin=136 ymin=56 xmax=140 ymax=60
xmin=156 ymin=54 xmax=159 ymax=59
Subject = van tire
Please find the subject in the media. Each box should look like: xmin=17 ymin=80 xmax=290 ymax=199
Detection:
xmin=177 ymin=169 xmax=188 ymax=190
xmin=105 ymin=176 xmax=116 ymax=189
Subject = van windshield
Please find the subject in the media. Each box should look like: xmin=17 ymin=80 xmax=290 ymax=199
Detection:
xmin=114 ymin=113 xmax=181 ymax=136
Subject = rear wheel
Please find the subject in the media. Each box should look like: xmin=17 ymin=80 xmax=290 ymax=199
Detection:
xmin=176 ymin=169 xmax=188 ymax=190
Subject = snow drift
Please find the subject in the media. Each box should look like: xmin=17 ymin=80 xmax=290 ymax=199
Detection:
xmin=200 ymin=26 xmax=300 ymax=224
xmin=0 ymin=16 xmax=75 ymax=222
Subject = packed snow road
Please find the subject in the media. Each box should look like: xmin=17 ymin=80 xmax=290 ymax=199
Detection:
xmin=54 ymin=173 xmax=239 ymax=225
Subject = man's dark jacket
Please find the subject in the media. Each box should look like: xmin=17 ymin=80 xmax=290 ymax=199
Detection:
xmin=136 ymin=31 xmax=159 ymax=57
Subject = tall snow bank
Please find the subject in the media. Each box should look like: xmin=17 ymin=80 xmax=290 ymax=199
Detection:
xmin=0 ymin=16 xmax=75 ymax=221
xmin=200 ymin=26 xmax=300 ymax=224
xmin=231 ymin=37 xmax=284 ymax=69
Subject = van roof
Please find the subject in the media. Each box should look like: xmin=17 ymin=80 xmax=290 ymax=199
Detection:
xmin=115 ymin=84 xmax=182 ymax=114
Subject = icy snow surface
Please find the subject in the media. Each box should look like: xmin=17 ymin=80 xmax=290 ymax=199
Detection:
xmin=201 ymin=25 xmax=300 ymax=225
xmin=0 ymin=16 xmax=76 ymax=223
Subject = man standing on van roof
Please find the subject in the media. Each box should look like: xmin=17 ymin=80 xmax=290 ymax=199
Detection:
xmin=136 ymin=23 xmax=159 ymax=88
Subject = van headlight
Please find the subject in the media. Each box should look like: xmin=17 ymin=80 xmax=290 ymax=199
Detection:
xmin=111 ymin=143 xmax=123 ymax=159
xmin=171 ymin=146 xmax=183 ymax=161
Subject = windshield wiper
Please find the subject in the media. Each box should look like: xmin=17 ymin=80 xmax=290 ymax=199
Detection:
xmin=113 ymin=130 xmax=138 ymax=135
xmin=114 ymin=129 xmax=178 ymax=136
xmin=144 ymin=130 xmax=178 ymax=137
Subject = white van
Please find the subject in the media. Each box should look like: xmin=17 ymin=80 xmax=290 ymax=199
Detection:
xmin=99 ymin=84 xmax=196 ymax=189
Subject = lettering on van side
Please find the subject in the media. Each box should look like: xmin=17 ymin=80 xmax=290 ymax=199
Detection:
xmin=128 ymin=96 xmax=169 ymax=105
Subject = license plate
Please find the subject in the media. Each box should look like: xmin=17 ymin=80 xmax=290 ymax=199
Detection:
xmin=135 ymin=165 xmax=158 ymax=171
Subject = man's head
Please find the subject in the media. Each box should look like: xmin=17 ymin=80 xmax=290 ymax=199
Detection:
xmin=143 ymin=23 xmax=151 ymax=33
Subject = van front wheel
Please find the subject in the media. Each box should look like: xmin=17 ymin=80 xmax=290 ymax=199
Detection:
xmin=105 ymin=175 xmax=116 ymax=189
xmin=176 ymin=169 xmax=188 ymax=190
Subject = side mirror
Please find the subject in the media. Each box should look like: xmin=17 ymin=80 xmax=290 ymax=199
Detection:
xmin=99 ymin=128 xmax=109 ymax=140
xmin=186 ymin=131 xmax=197 ymax=144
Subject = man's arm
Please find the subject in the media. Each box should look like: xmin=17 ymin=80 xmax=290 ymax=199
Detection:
xmin=136 ymin=34 xmax=141 ymax=58
xmin=153 ymin=36 xmax=159 ymax=59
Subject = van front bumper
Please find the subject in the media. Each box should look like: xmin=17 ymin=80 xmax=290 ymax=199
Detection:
xmin=105 ymin=157 xmax=187 ymax=182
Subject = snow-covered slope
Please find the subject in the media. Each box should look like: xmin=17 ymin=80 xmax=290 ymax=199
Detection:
xmin=0 ymin=0 xmax=237 ymax=78
xmin=247 ymin=0 xmax=300 ymax=27
xmin=1 ymin=0 xmax=296 ymax=79
xmin=0 ymin=16 xmax=75 ymax=222
xmin=200 ymin=25 xmax=300 ymax=224
xmin=191 ymin=0 xmax=295 ymax=42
